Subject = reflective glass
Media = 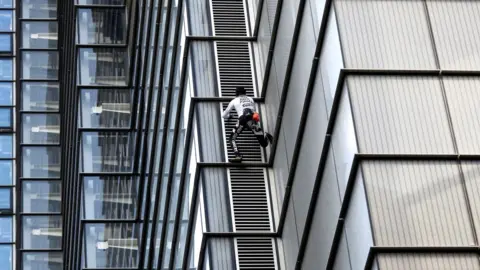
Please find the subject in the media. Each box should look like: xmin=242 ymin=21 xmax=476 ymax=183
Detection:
xmin=22 ymin=147 xmax=61 ymax=178
xmin=80 ymin=89 xmax=132 ymax=128
xmin=0 ymin=35 xmax=11 ymax=52
xmin=22 ymin=22 xmax=58 ymax=49
xmin=77 ymin=8 xmax=127 ymax=44
xmin=0 ymin=59 xmax=12 ymax=80
xmin=23 ymin=216 xmax=62 ymax=249
xmin=22 ymin=181 xmax=61 ymax=213
xmin=0 ymin=189 xmax=11 ymax=211
xmin=81 ymin=132 xmax=134 ymax=173
xmin=0 ymin=11 xmax=13 ymax=31
xmin=0 ymin=217 xmax=12 ymax=242
xmin=22 ymin=114 xmax=60 ymax=144
xmin=83 ymin=176 xmax=138 ymax=219
xmin=0 ymin=135 xmax=12 ymax=158
xmin=22 ymin=0 xmax=56 ymax=19
xmin=0 ymin=161 xmax=12 ymax=185
xmin=0 ymin=109 xmax=11 ymax=128
xmin=22 ymin=51 xmax=59 ymax=80
xmin=78 ymin=48 xmax=128 ymax=86
xmin=22 ymin=82 xmax=59 ymax=111
xmin=0 ymin=245 xmax=12 ymax=270
xmin=0 ymin=0 xmax=12 ymax=8
xmin=77 ymin=0 xmax=124 ymax=4
xmin=0 ymin=83 xmax=13 ymax=105
xmin=23 ymin=252 xmax=63 ymax=270
xmin=84 ymin=223 xmax=140 ymax=268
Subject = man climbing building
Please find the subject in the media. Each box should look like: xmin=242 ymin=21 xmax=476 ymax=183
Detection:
xmin=222 ymin=86 xmax=274 ymax=162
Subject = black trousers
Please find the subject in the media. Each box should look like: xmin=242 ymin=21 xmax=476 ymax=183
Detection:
xmin=230 ymin=110 xmax=269 ymax=155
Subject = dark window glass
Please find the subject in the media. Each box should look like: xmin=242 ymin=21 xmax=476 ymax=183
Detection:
xmin=22 ymin=181 xmax=61 ymax=213
xmin=80 ymin=89 xmax=132 ymax=128
xmin=0 ymin=109 xmax=11 ymax=128
xmin=22 ymin=82 xmax=59 ymax=111
xmin=0 ymin=135 xmax=13 ymax=158
xmin=22 ymin=216 xmax=62 ymax=249
xmin=0 ymin=11 xmax=13 ymax=31
xmin=78 ymin=48 xmax=128 ymax=86
xmin=0 ymin=189 xmax=11 ymax=211
xmin=22 ymin=147 xmax=61 ymax=178
xmin=77 ymin=0 xmax=124 ymax=5
xmin=22 ymin=51 xmax=59 ymax=80
xmin=22 ymin=22 xmax=58 ymax=49
xmin=0 ymin=245 xmax=12 ymax=270
xmin=0 ymin=83 xmax=13 ymax=105
xmin=0 ymin=161 xmax=13 ymax=185
xmin=0 ymin=35 xmax=11 ymax=52
xmin=22 ymin=114 xmax=60 ymax=144
xmin=0 ymin=0 xmax=13 ymax=8
xmin=0 ymin=217 xmax=12 ymax=242
xmin=22 ymin=0 xmax=56 ymax=19
xmin=78 ymin=8 xmax=126 ymax=44
xmin=0 ymin=59 xmax=13 ymax=80
xmin=23 ymin=252 xmax=62 ymax=270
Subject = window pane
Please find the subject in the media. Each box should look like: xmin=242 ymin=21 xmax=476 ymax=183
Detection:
xmin=0 ymin=217 xmax=12 ymax=242
xmin=23 ymin=216 xmax=62 ymax=249
xmin=22 ymin=22 xmax=58 ymax=49
xmin=23 ymin=252 xmax=63 ymax=270
xmin=22 ymin=51 xmax=59 ymax=80
xmin=78 ymin=8 xmax=127 ymax=44
xmin=77 ymin=0 xmax=124 ymax=5
xmin=22 ymin=181 xmax=61 ymax=213
xmin=0 ymin=83 xmax=13 ymax=105
xmin=0 ymin=245 xmax=12 ymax=270
xmin=80 ymin=89 xmax=132 ymax=128
xmin=22 ymin=0 xmax=56 ymax=19
xmin=0 ymin=0 xmax=12 ymax=8
xmin=0 ymin=109 xmax=11 ymax=128
xmin=0 ymin=135 xmax=13 ymax=158
xmin=0 ymin=11 xmax=13 ymax=32
xmin=82 ymin=132 xmax=134 ymax=173
xmin=22 ymin=147 xmax=61 ymax=178
xmin=22 ymin=82 xmax=59 ymax=111
xmin=83 ymin=176 xmax=138 ymax=219
xmin=78 ymin=48 xmax=128 ymax=86
xmin=0 ymin=189 xmax=11 ymax=211
xmin=0 ymin=161 xmax=12 ymax=185
xmin=22 ymin=114 xmax=60 ymax=144
xmin=0 ymin=59 xmax=13 ymax=80
xmin=0 ymin=35 xmax=11 ymax=52
xmin=84 ymin=223 xmax=140 ymax=268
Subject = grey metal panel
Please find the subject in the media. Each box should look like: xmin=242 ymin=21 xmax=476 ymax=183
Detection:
xmin=362 ymin=161 xmax=475 ymax=246
xmin=333 ymin=233 xmax=352 ymax=270
xmin=376 ymin=253 xmax=480 ymax=270
xmin=348 ymin=76 xmax=455 ymax=154
xmin=308 ymin=0 xmax=326 ymax=38
xmin=276 ymin=201 xmax=300 ymax=270
xmin=186 ymin=0 xmax=213 ymax=36
xmin=335 ymin=0 xmax=436 ymax=69
xmin=266 ymin=0 xmax=279 ymax=30
xmin=460 ymin=161 xmax=480 ymax=243
xmin=252 ymin=0 xmax=272 ymax=86
xmin=302 ymin=152 xmax=342 ymax=270
xmin=427 ymin=0 xmax=480 ymax=70
xmin=443 ymin=77 xmax=480 ymax=154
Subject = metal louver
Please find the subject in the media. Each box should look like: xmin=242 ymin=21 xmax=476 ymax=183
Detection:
xmin=211 ymin=0 xmax=277 ymax=269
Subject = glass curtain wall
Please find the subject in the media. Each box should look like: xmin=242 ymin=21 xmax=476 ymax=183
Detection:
xmin=19 ymin=0 xmax=62 ymax=269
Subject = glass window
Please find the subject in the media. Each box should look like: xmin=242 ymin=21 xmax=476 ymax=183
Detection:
xmin=84 ymin=223 xmax=140 ymax=268
xmin=22 ymin=181 xmax=61 ymax=213
xmin=78 ymin=8 xmax=127 ymax=44
xmin=77 ymin=0 xmax=124 ymax=4
xmin=0 ymin=83 xmax=13 ymax=105
xmin=0 ymin=109 xmax=11 ymax=128
xmin=22 ymin=82 xmax=59 ymax=111
xmin=81 ymin=132 xmax=134 ymax=173
xmin=23 ymin=216 xmax=62 ymax=249
xmin=23 ymin=252 xmax=63 ymax=270
xmin=22 ymin=51 xmax=59 ymax=80
xmin=0 ymin=11 xmax=13 ymax=32
xmin=22 ymin=22 xmax=58 ymax=49
xmin=22 ymin=147 xmax=61 ymax=178
xmin=83 ymin=176 xmax=138 ymax=219
xmin=0 ymin=245 xmax=12 ymax=270
xmin=0 ymin=0 xmax=13 ymax=8
xmin=0 ymin=35 xmax=11 ymax=52
xmin=80 ymin=89 xmax=132 ymax=128
xmin=0 ymin=135 xmax=12 ymax=158
xmin=22 ymin=0 xmax=56 ymax=19
xmin=0 ymin=161 xmax=12 ymax=185
xmin=78 ymin=48 xmax=128 ymax=86
xmin=22 ymin=114 xmax=60 ymax=144
xmin=0 ymin=189 xmax=11 ymax=211
xmin=0 ymin=217 xmax=12 ymax=242
xmin=0 ymin=59 xmax=12 ymax=80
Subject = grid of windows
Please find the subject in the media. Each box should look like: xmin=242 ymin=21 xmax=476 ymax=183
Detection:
xmin=18 ymin=0 xmax=62 ymax=269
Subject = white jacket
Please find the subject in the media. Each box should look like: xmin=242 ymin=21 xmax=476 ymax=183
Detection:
xmin=222 ymin=95 xmax=255 ymax=119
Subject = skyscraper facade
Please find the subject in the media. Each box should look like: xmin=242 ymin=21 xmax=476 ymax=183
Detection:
xmin=6 ymin=0 xmax=480 ymax=269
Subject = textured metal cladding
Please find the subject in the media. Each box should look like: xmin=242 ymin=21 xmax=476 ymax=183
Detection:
xmin=460 ymin=161 xmax=480 ymax=243
xmin=443 ymin=77 xmax=480 ymax=154
xmin=348 ymin=76 xmax=455 ymax=154
xmin=335 ymin=0 xmax=436 ymax=69
xmin=376 ymin=253 xmax=480 ymax=270
xmin=362 ymin=161 xmax=475 ymax=246
xmin=427 ymin=0 xmax=480 ymax=70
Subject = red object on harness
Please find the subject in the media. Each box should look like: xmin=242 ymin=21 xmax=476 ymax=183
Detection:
xmin=252 ymin=112 xmax=260 ymax=122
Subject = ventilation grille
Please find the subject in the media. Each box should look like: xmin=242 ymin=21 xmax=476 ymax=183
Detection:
xmin=217 ymin=42 xmax=254 ymax=97
xmin=211 ymin=0 xmax=247 ymax=36
xmin=237 ymin=238 xmax=276 ymax=270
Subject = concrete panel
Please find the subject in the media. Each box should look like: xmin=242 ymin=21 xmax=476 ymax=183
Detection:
xmin=427 ymin=0 xmax=480 ymax=70
xmin=377 ymin=253 xmax=480 ymax=270
xmin=362 ymin=161 xmax=475 ymax=246
xmin=335 ymin=0 xmax=436 ymax=69
xmin=348 ymin=76 xmax=455 ymax=154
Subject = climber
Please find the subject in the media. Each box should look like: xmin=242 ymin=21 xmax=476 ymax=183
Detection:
xmin=222 ymin=86 xmax=274 ymax=162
